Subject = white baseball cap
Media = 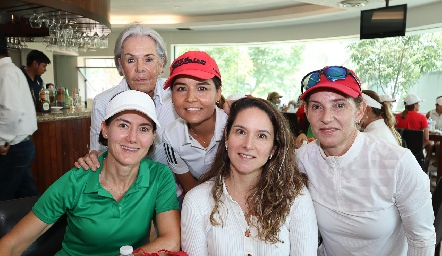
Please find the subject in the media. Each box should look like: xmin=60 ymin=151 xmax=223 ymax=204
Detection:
xmin=404 ymin=94 xmax=424 ymax=106
xmin=226 ymin=93 xmax=247 ymax=101
xmin=362 ymin=93 xmax=382 ymax=109
xmin=436 ymin=97 xmax=442 ymax=105
xmin=379 ymin=94 xmax=396 ymax=103
xmin=104 ymin=90 xmax=160 ymax=128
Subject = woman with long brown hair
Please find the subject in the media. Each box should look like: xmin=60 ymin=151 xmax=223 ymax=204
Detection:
xmin=181 ymin=97 xmax=318 ymax=255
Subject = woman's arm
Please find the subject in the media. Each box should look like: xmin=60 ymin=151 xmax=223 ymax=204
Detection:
xmin=135 ymin=210 xmax=180 ymax=255
xmin=289 ymin=187 xmax=318 ymax=256
xmin=396 ymin=150 xmax=435 ymax=254
xmin=176 ymin=172 xmax=199 ymax=194
xmin=0 ymin=211 xmax=51 ymax=256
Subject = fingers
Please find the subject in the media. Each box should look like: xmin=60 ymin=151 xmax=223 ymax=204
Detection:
xmin=74 ymin=150 xmax=101 ymax=171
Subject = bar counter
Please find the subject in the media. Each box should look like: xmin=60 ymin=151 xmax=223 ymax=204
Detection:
xmin=31 ymin=107 xmax=91 ymax=193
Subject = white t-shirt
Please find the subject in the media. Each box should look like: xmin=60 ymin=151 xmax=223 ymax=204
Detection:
xmin=428 ymin=109 xmax=442 ymax=130
xmin=181 ymin=180 xmax=318 ymax=256
xmin=0 ymin=57 xmax=37 ymax=145
xmin=163 ymin=107 xmax=228 ymax=179
xmin=364 ymin=119 xmax=399 ymax=145
xmin=296 ymin=132 xmax=435 ymax=256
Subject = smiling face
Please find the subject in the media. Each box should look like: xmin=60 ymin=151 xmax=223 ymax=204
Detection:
xmin=118 ymin=36 xmax=164 ymax=97
xmin=226 ymin=107 xmax=276 ymax=177
xmin=306 ymin=90 xmax=364 ymax=156
xmin=101 ymin=110 xmax=156 ymax=167
xmin=171 ymin=75 xmax=221 ymax=126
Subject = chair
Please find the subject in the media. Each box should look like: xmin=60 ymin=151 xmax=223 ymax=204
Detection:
xmin=0 ymin=196 xmax=67 ymax=256
xmin=397 ymin=128 xmax=425 ymax=168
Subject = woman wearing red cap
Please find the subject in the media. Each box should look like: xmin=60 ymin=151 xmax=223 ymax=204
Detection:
xmin=296 ymin=66 xmax=435 ymax=255
xmin=162 ymin=51 xmax=228 ymax=195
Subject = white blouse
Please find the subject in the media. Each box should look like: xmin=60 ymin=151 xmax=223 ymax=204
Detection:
xmin=181 ymin=180 xmax=318 ymax=256
xmin=296 ymin=132 xmax=435 ymax=256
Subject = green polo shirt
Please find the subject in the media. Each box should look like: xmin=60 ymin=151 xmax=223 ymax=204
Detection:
xmin=32 ymin=152 xmax=179 ymax=256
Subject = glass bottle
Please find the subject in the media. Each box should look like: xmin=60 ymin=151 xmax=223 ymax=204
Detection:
xmin=65 ymin=88 xmax=71 ymax=109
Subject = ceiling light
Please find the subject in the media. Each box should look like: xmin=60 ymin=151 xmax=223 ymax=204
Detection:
xmin=338 ymin=0 xmax=368 ymax=8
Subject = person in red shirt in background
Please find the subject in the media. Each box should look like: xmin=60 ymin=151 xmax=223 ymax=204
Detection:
xmin=395 ymin=94 xmax=432 ymax=154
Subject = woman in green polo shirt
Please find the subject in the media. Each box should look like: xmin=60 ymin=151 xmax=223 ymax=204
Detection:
xmin=0 ymin=90 xmax=180 ymax=256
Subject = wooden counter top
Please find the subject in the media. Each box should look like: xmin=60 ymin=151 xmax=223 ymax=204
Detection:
xmin=37 ymin=107 xmax=91 ymax=122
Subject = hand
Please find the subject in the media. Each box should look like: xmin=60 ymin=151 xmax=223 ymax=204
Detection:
xmin=0 ymin=143 xmax=10 ymax=156
xmin=295 ymin=133 xmax=308 ymax=149
xmin=74 ymin=150 xmax=101 ymax=171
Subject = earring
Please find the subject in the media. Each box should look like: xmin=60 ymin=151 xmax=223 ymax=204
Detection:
xmin=269 ymin=155 xmax=273 ymax=160
xmin=225 ymin=144 xmax=228 ymax=151
xmin=104 ymin=134 xmax=108 ymax=138
xmin=216 ymin=100 xmax=220 ymax=104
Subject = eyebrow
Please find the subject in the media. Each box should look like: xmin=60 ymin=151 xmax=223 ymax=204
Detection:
xmin=122 ymin=53 xmax=156 ymax=58
xmin=114 ymin=118 xmax=153 ymax=127
xmin=233 ymin=124 xmax=272 ymax=135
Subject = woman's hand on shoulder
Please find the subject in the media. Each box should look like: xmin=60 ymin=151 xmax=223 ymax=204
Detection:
xmin=74 ymin=150 xmax=101 ymax=171
xmin=295 ymin=133 xmax=308 ymax=149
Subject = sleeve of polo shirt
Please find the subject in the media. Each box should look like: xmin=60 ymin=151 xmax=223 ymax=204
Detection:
xmin=154 ymin=164 xmax=180 ymax=214
xmin=163 ymin=132 xmax=192 ymax=175
xmin=395 ymin=149 xmax=435 ymax=255
xmin=32 ymin=168 xmax=88 ymax=224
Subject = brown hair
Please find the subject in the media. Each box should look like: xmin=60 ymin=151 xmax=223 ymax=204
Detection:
xmin=363 ymin=90 xmax=402 ymax=146
xmin=199 ymin=97 xmax=308 ymax=243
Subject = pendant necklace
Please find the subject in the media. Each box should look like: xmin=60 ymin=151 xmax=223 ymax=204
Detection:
xmin=100 ymin=172 xmax=122 ymax=195
xmin=189 ymin=127 xmax=208 ymax=148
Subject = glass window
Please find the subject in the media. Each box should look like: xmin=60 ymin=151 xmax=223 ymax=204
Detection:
xmin=79 ymin=58 xmax=121 ymax=100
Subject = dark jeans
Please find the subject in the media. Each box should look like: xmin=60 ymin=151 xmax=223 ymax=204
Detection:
xmin=0 ymin=139 xmax=39 ymax=201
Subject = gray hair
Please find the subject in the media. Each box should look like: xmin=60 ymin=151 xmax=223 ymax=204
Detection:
xmin=114 ymin=23 xmax=168 ymax=76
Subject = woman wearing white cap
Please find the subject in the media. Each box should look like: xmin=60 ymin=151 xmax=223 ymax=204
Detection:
xmin=0 ymin=90 xmax=180 ymax=255
xmin=395 ymin=94 xmax=432 ymax=152
xmin=162 ymin=51 xmax=228 ymax=195
xmin=361 ymin=90 xmax=402 ymax=145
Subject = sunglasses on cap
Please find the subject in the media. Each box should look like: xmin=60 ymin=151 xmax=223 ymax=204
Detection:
xmin=300 ymin=66 xmax=362 ymax=93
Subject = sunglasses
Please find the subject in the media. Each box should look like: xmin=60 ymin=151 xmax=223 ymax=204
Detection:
xmin=301 ymin=66 xmax=362 ymax=93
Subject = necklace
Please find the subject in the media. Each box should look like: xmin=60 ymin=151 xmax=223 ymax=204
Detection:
xmin=100 ymin=172 xmax=123 ymax=195
xmin=189 ymin=127 xmax=209 ymax=147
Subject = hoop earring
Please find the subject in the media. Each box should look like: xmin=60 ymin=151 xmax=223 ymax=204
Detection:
xmin=269 ymin=154 xmax=273 ymax=160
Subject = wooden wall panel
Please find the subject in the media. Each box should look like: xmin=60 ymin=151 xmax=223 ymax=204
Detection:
xmin=30 ymin=117 xmax=91 ymax=193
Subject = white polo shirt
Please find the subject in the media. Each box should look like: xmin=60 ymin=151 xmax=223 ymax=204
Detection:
xmin=163 ymin=107 xmax=228 ymax=179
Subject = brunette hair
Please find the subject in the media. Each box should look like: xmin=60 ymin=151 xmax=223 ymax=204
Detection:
xmin=199 ymin=97 xmax=308 ymax=243
xmin=362 ymin=90 xmax=402 ymax=145
xmin=400 ymin=104 xmax=417 ymax=119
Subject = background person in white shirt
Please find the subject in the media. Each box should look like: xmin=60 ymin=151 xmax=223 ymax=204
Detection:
xmin=0 ymin=34 xmax=39 ymax=201
xmin=162 ymin=51 xmax=228 ymax=195
xmin=426 ymin=96 xmax=442 ymax=167
xmin=361 ymin=90 xmax=402 ymax=146
xmin=181 ymin=97 xmax=318 ymax=256
xmin=296 ymin=66 xmax=435 ymax=256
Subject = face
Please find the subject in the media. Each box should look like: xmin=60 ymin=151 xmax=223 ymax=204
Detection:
xmin=101 ymin=110 xmax=156 ymax=167
xmin=171 ymin=75 xmax=221 ymax=125
xmin=436 ymin=103 xmax=442 ymax=113
xmin=414 ymin=103 xmax=420 ymax=111
xmin=34 ymin=61 xmax=47 ymax=75
xmin=118 ymin=36 xmax=164 ymax=97
xmin=306 ymin=90 xmax=364 ymax=156
xmin=226 ymin=107 xmax=276 ymax=177
xmin=273 ymin=97 xmax=281 ymax=104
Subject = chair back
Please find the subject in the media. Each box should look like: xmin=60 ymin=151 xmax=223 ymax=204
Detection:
xmin=397 ymin=128 xmax=425 ymax=167
xmin=0 ymin=196 xmax=67 ymax=256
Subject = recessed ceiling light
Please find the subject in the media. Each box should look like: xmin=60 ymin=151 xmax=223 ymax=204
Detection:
xmin=338 ymin=0 xmax=368 ymax=7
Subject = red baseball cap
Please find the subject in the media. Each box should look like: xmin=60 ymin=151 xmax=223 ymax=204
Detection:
xmin=299 ymin=67 xmax=362 ymax=100
xmin=163 ymin=51 xmax=221 ymax=89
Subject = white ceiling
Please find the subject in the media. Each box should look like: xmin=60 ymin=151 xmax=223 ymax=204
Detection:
xmin=109 ymin=0 xmax=440 ymax=31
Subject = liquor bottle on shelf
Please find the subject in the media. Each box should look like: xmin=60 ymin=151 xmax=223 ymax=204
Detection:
xmin=38 ymin=88 xmax=51 ymax=113
xmin=57 ymin=86 xmax=65 ymax=108
xmin=64 ymin=88 xmax=71 ymax=109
